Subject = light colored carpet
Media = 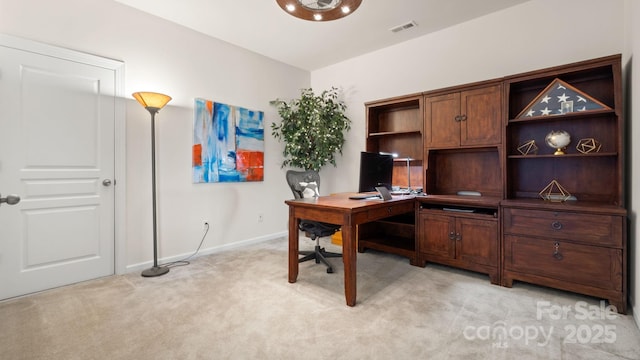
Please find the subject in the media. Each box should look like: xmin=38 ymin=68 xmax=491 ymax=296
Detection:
xmin=1 ymin=237 xmax=639 ymax=360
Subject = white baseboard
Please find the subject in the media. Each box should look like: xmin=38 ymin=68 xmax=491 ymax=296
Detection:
xmin=125 ymin=231 xmax=287 ymax=274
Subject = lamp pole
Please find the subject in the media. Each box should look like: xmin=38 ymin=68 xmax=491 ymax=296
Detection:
xmin=141 ymin=107 xmax=169 ymax=277
xmin=133 ymin=91 xmax=172 ymax=278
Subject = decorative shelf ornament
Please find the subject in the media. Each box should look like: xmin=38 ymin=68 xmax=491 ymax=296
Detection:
xmin=545 ymin=130 xmax=571 ymax=155
xmin=516 ymin=78 xmax=611 ymax=119
xmin=539 ymin=180 xmax=572 ymax=202
xmin=517 ymin=139 xmax=538 ymax=155
xmin=576 ymin=138 xmax=602 ymax=154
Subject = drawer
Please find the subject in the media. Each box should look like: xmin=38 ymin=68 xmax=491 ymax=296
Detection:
xmin=504 ymin=235 xmax=622 ymax=291
xmin=503 ymin=208 xmax=622 ymax=247
xmin=367 ymin=202 xmax=414 ymax=221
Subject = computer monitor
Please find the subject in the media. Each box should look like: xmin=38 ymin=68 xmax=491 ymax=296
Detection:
xmin=358 ymin=151 xmax=394 ymax=192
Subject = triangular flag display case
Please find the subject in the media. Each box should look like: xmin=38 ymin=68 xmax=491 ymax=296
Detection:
xmin=516 ymin=78 xmax=611 ymax=119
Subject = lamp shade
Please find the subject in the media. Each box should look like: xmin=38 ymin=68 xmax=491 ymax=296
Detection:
xmin=132 ymin=92 xmax=172 ymax=110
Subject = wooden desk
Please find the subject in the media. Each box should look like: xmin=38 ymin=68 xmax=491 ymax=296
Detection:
xmin=286 ymin=193 xmax=415 ymax=306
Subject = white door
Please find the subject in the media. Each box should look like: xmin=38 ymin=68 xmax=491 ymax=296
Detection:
xmin=0 ymin=39 xmax=117 ymax=300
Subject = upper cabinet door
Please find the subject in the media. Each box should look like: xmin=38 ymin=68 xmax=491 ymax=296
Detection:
xmin=425 ymin=84 xmax=502 ymax=149
xmin=424 ymin=92 xmax=460 ymax=148
xmin=460 ymin=84 xmax=502 ymax=146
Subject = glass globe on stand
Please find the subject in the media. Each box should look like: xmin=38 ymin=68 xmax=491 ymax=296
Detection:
xmin=545 ymin=130 xmax=571 ymax=155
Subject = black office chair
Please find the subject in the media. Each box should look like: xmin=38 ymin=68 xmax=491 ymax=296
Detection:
xmin=286 ymin=170 xmax=342 ymax=273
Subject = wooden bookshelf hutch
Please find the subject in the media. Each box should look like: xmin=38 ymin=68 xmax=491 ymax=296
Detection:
xmin=358 ymin=54 xmax=627 ymax=313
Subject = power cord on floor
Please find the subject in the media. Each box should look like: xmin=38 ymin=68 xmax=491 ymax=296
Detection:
xmin=158 ymin=222 xmax=210 ymax=269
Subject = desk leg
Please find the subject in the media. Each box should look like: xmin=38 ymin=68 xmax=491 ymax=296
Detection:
xmin=342 ymin=216 xmax=357 ymax=306
xmin=288 ymin=207 xmax=299 ymax=283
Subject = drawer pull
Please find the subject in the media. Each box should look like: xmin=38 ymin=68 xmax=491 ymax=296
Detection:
xmin=388 ymin=207 xmax=392 ymax=214
xmin=553 ymin=241 xmax=564 ymax=260
xmin=551 ymin=221 xmax=563 ymax=230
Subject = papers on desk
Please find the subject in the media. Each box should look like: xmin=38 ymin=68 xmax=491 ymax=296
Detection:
xmin=348 ymin=194 xmax=381 ymax=200
xmin=349 ymin=186 xmax=393 ymax=200
xmin=348 ymin=193 xmax=416 ymax=201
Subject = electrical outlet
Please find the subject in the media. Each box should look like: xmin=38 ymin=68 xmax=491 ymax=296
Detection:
xmin=257 ymin=213 xmax=263 ymax=223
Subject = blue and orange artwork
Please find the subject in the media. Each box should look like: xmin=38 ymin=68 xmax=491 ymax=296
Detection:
xmin=193 ymin=98 xmax=264 ymax=183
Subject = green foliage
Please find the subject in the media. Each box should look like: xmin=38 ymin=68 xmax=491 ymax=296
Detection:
xmin=270 ymin=87 xmax=351 ymax=172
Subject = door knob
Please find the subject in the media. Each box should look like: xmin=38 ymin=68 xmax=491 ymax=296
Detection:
xmin=102 ymin=179 xmax=112 ymax=186
xmin=0 ymin=193 xmax=21 ymax=206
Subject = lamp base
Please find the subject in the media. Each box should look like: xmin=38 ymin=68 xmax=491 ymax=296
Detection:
xmin=141 ymin=266 xmax=169 ymax=277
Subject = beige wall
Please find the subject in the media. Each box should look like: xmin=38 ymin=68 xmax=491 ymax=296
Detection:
xmin=0 ymin=0 xmax=309 ymax=271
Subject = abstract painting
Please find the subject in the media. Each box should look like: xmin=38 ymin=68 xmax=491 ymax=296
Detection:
xmin=193 ymin=99 xmax=264 ymax=183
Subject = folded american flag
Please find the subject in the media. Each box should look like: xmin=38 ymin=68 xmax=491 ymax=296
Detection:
xmin=517 ymin=78 xmax=610 ymax=118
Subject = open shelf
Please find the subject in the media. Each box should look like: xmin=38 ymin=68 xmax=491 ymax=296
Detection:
xmin=425 ymin=147 xmax=502 ymax=199
xmin=359 ymin=236 xmax=415 ymax=255
xmin=507 ymin=152 xmax=617 ymax=159
xmin=366 ymin=93 xmax=423 ymax=162
xmin=358 ymin=212 xmax=417 ymax=264
xmin=369 ymin=130 xmax=421 ymax=137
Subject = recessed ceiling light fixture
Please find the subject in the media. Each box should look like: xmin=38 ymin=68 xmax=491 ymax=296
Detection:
xmin=276 ymin=0 xmax=362 ymax=22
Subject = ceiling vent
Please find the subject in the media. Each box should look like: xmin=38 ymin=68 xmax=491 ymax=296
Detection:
xmin=389 ymin=20 xmax=417 ymax=33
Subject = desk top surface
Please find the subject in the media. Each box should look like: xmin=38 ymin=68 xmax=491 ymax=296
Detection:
xmin=285 ymin=192 xmax=415 ymax=211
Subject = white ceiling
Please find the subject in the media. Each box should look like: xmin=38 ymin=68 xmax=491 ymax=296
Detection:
xmin=115 ymin=0 xmax=531 ymax=71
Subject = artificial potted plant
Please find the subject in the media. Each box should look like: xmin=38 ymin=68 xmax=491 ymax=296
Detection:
xmin=270 ymin=87 xmax=351 ymax=171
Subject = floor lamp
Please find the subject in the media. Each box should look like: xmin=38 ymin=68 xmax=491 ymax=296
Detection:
xmin=133 ymin=91 xmax=172 ymax=277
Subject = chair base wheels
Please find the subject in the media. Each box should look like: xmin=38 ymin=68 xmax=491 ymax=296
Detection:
xmin=299 ymin=244 xmax=341 ymax=274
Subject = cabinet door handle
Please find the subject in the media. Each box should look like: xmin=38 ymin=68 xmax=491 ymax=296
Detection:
xmin=454 ymin=115 xmax=461 ymax=122
xmin=553 ymin=241 xmax=564 ymax=260
xmin=449 ymin=231 xmax=455 ymax=240
xmin=551 ymin=221 xmax=563 ymax=230
xmin=455 ymin=233 xmax=461 ymax=241
xmin=459 ymin=114 xmax=467 ymax=121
